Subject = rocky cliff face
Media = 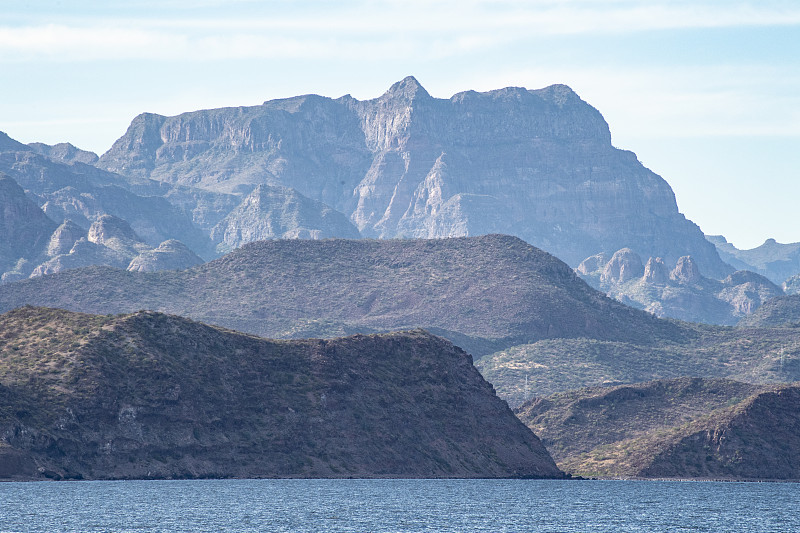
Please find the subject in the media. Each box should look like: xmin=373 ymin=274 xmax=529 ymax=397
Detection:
xmin=0 ymin=174 xmax=57 ymax=274
xmin=97 ymin=77 xmax=730 ymax=277
xmin=0 ymin=144 xmax=212 ymax=258
xmin=0 ymin=307 xmax=562 ymax=480
xmin=578 ymin=248 xmax=782 ymax=325
xmin=737 ymin=294 xmax=800 ymax=328
xmin=210 ymin=184 xmax=361 ymax=253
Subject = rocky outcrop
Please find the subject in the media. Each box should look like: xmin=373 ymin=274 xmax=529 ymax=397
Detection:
xmin=737 ymin=294 xmax=800 ymax=328
xmin=643 ymin=257 xmax=668 ymax=283
xmin=0 ymin=307 xmax=563 ymax=480
xmin=210 ymin=184 xmax=361 ymax=253
xmin=670 ymin=256 xmax=701 ymax=283
xmin=575 ymin=253 xmax=608 ymax=276
xmin=30 ymin=217 xmax=200 ymax=278
xmin=31 ymin=238 xmax=131 ymax=277
xmin=579 ymin=249 xmax=782 ymax=325
xmin=97 ymin=78 xmax=731 ymax=277
xmin=127 ymin=240 xmax=204 ymax=272
xmin=46 ymin=219 xmax=85 ymax=257
xmin=600 ymin=248 xmax=643 ymax=284
xmin=785 ymin=274 xmax=800 ymax=295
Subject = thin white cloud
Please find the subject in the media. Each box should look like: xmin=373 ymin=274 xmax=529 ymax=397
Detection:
xmin=2 ymin=1 xmax=800 ymax=62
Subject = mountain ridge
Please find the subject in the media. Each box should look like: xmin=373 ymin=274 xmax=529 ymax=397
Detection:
xmin=97 ymin=78 xmax=731 ymax=277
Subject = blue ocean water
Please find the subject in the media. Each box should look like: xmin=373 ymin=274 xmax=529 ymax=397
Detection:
xmin=0 ymin=478 xmax=797 ymax=532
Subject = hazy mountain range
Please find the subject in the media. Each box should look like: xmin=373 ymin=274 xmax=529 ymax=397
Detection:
xmin=4 ymin=78 xmax=797 ymax=324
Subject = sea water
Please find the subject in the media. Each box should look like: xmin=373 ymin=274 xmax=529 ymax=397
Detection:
xmin=1 ymin=478 xmax=797 ymax=532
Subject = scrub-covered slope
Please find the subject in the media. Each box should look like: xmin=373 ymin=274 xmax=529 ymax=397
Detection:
xmin=0 ymin=307 xmax=562 ymax=480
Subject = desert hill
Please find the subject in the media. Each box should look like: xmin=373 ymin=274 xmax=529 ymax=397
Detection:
xmin=0 ymin=306 xmax=562 ymax=480
xmin=516 ymin=377 xmax=800 ymax=480
xmin=0 ymin=235 xmax=685 ymax=357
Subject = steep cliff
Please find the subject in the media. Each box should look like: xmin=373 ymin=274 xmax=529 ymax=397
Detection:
xmin=210 ymin=184 xmax=361 ymax=253
xmin=0 ymin=174 xmax=57 ymax=274
xmin=97 ymin=78 xmax=730 ymax=276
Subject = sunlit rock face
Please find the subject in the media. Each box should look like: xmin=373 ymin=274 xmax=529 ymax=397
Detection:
xmin=98 ymin=77 xmax=730 ymax=277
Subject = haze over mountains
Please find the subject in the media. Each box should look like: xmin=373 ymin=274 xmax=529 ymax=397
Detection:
xmin=2 ymin=77 xmax=800 ymax=481
xmin=96 ymin=76 xmax=729 ymax=276
xmin=7 ymin=77 xmax=798 ymax=325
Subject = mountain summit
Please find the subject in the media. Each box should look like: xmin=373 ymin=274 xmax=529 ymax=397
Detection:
xmin=97 ymin=78 xmax=730 ymax=276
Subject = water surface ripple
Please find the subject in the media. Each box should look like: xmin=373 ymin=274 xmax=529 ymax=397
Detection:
xmin=1 ymin=479 xmax=797 ymax=532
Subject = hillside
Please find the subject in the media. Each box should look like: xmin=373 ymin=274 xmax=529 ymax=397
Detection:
xmin=0 ymin=306 xmax=562 ymax=480
xmin=476 ymin=325 xmax=800 ymax=405
xmin=97 ymin=77 xmax=730 ymax=277
xmin=738 ymin=294 xmax=800 ymax=328
xmin=0 ymin=235 xmax=687 ymax=356
xmin=516 ymin=378 xmax=800 ymax=480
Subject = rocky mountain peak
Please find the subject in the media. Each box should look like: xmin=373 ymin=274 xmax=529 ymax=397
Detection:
xmin=671 ymin=256 xmax=701 ymax=283
xmin=601 ymin=248 xmax=644 ymax=284
xmin=46 ymin=220 xmax=85 ymax=257
xmin=87 ymin=214 xmax=141 ymax=247
xmin=127 ymin=239 xmax=204 ymax=272
xmin=0 ymin=131 xmax=33 ymax=153
xmin=532 ymin=84 xmax=580 ymax=107
xmin=643 ymin=257 xmax=668 ymax=283
xmin=576 ymin=253 xmax=608 ymax=276
xmin=380 ymin=76 xmax=431 ymax=102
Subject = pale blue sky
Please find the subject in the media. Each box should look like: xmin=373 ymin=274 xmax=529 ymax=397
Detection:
xmin=2 ymin=0 xmax=798 ymax=249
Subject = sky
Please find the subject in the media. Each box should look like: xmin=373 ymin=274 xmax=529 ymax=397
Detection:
xmin=1 ymin=0 xmax=798 ymax=249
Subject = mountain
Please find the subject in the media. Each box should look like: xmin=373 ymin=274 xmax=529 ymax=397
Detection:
xmin=516 ymin=378 xmax=800 ymax=480
xmin=27 ymin=142 xmax=99 ymax=165
xmin=0 ymin=141 xmax=212 ymax=258
xmin=576 ymin=248 xmax=782 ymax=325
xmin=475 ymin=321 xmax=800 ymax=406
xmin=737 ymin=294 xmax=800 ymax=328
xmin=0 ymin=306 xmax=562 ymax=480
xmin=126 ymin=239 xmax=204 ymax=273
xmin=97 ymin=77 xmax=731 ymax=277
xmin=707 ymin=235 xmax=800 ymax=285
xmin=210 ymin=184 xmax=361 ymax=254
xmin=0 ymin=174 xmax=57 ymax=276
xmin=0 ymin=235 xmax=687 ymax=357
